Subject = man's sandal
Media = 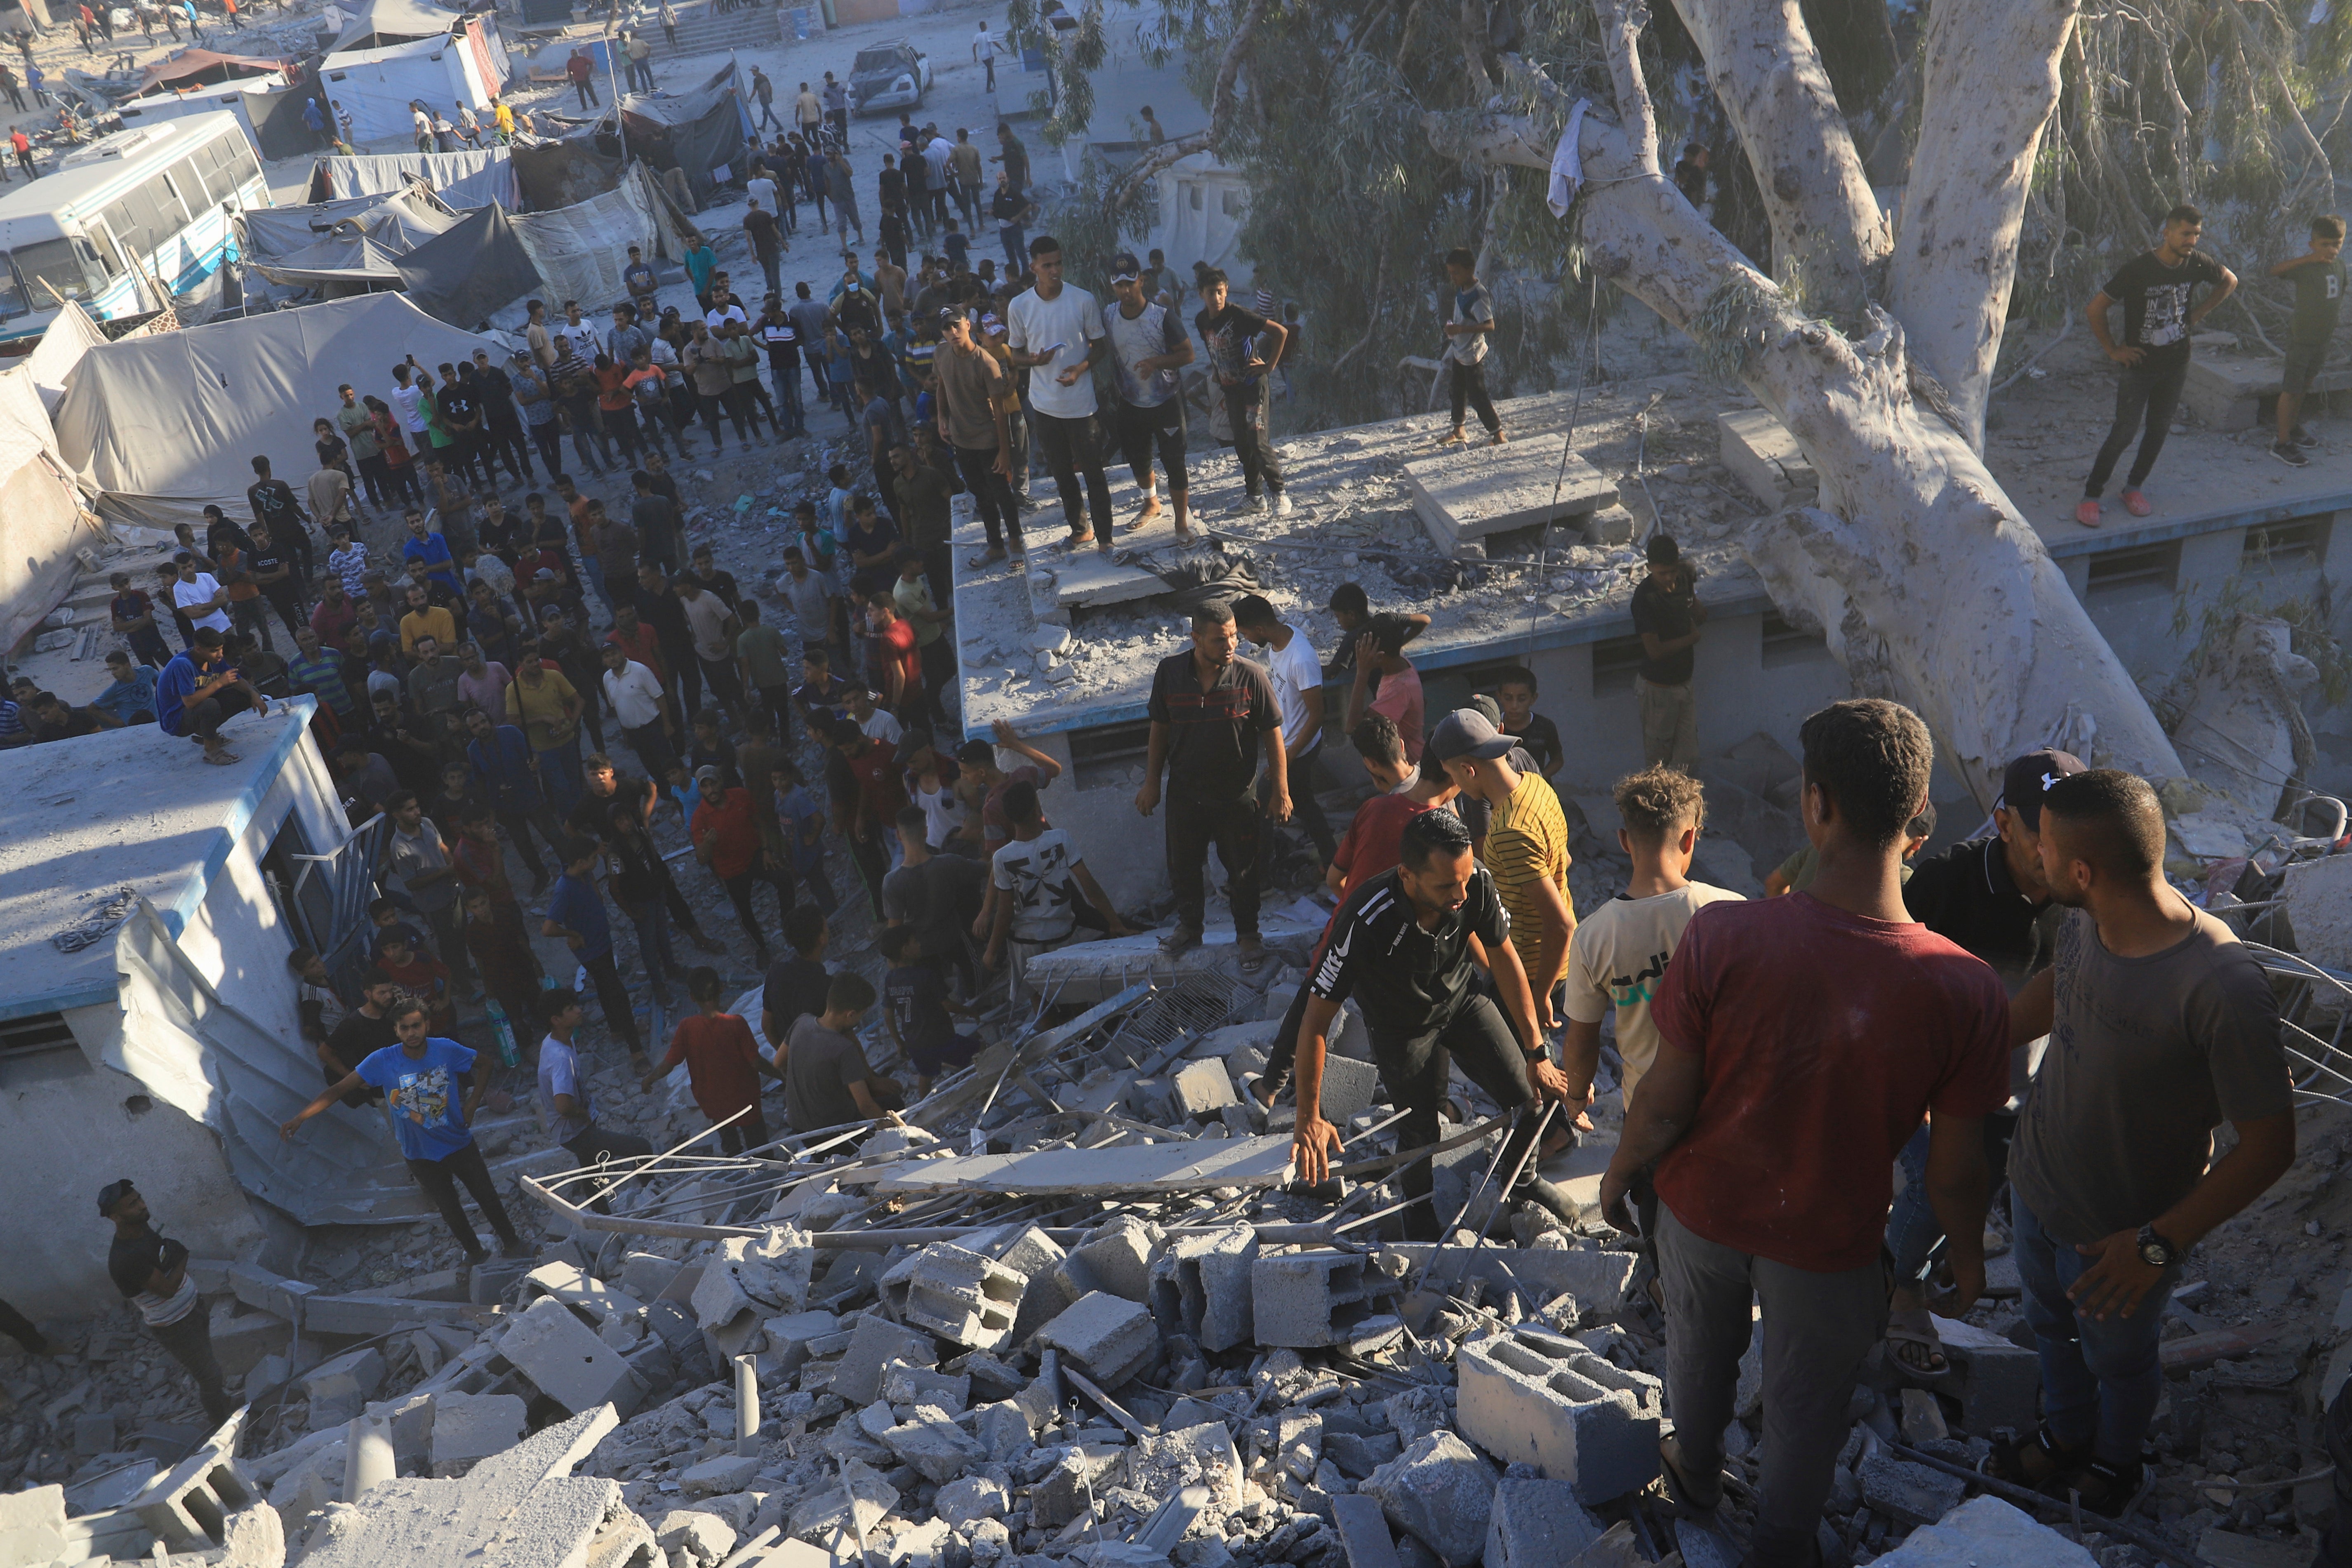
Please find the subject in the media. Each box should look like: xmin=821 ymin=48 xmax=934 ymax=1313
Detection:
xmin=1886 ymin=1306 xmax=1952 ymax=1380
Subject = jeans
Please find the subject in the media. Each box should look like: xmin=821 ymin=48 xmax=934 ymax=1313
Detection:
xmin=953 ymin=443 xmax=1025 ymax=553
xmin=721 ymin=864 xmax=796 ymax=950
xmin=581 ymin=556 xmax=611 ymax=611
xmin=999 ymin=224 xmax=1025 ymax=268
xmin=406 ymin=1137 xmax=523 ymax=1257
xmin=1035 ymin=411 xmax=1113 ymax=540
xmin=1165 ymin=790 xmax=1261 ymax=937
xmin=147 ymin=1308 xmax=233 ymax=1425
xmin=1884 ymin=1110 xmax=2015 ymax=1287
xmin=772 ymin=362 xmax=807 ymax=434
xmin=1657 ymin=1203 xmax=1886 ymax=1568
xmin=1222 ymin=378 xmax=1285 ymax=494
xmin=529 ymin=422 xmax=565 ymax=479
xmin=1257 ymin=743 xmax=1335 ymax=875
xmin=2012 ymin=1190 xmax=2175 ymax=1466
xmin=2083 ymin=351 xmax=2190 ymax=498
xmin=699 ymin=391 xmax=751 ymax=446
xmin=795 ymin=857 xmax=840 ymax=916
xmin=623 ymin=720 xmax=677 ymax=779
xmin=622 ymin=897 xmax=683 ymax=1003
xmin=562 ymin=1124 xmax=654 ymax=1212
xmin=1449 ymin=358 xmax=1500 ymax=434
xmin=1368 ymin=996 xmax=1542 ymax=1240
xmin=534 ymin=735 xmax=583 ymax=811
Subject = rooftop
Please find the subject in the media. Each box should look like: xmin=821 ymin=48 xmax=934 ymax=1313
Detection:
xmin=0 ymin=702 xmax=314 ymax=1020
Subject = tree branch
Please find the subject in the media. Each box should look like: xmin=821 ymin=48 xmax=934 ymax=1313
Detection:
xmin=1327 ymin=242 xmax=1389 ymax=381
xmin=1664 ymin=0 xmax=1888 ymax=319
xmin=1592 ymin=0 xmax=1661 ymax=176
xmin=1210 ymin=0 xmax=1273 ymax=155
xmin=1103 ymin=129 xmax=1210 ymax=213
xmin=1884 ymin=0 xmax=2077 ymax=449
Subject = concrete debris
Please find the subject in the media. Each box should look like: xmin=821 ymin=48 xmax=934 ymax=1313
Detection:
xmin=501 ymin=1296 xmax=648 ymax=1418
xmin=1035 ymin=1292 xmax=1161 ymax=1387
xmin=693 ymin=1227 xmax=818 ymax=1352
xmin=1868 ymin=1495 xmax=2098 ymax=1565
xmin=656 ymin=1506 xmax=740 ymax=1563
xmin=430 ymin=1392 xmax=527 ymax=1477
xmin=1454 ymin=1328 xmax=1663 ymax=1503
xmin=1253 ymin=1250 xmax=1390 ymax=1348
xmin=887 ymin=1243 xmax=1030 ymax=1349
xmin=1484 ymin=1475 xmax=1608 ymax=1568
xmin=1857 ymin=1452 xmax=1971 ymax=1528
xmin=1149 ymin=1227 xmax=1259 ymax=1352
xmin=1358 ymin=1430 xmax=1497 ymax=1568
xmin=833 ymin=1314 xmax=940 ymax=1405
xmin=1059 ymin=1217 xmax=1164 ymax=1303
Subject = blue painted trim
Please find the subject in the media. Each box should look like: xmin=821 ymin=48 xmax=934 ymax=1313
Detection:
xmin=160 ymin=697 xmax=318 ymax=939
xmin=0 ymin=982 xmax=117 ymax=1022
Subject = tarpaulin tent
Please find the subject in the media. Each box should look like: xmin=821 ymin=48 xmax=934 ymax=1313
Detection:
xmin=49 ymin=293 xmax=493 ymax=530
xmin=328 ymin=0 xmax=466 ymax=53
xmin=510 ymin=137 xmax=619 ymax=210
xmin=134 ymin=47 xmax=292 ymax=94
xmin=306 ymin=144 xmax=516 ymax=208
xmin=318 ymin=17 xmax=508 ymax=145
xmin=617 ymin=61 xmax=753 ymax=206
xmin=0 ymin=313 xmax=102 ymax=652
xmin=504 ymin=161 xmax=690 ymax=312
xmin=236 ymin=184 xmax=459 ymax=270
xmin=21 ymin=299 xmax=106 ymax=414
xmin=395 ymin=202 xmax=539 ymax=325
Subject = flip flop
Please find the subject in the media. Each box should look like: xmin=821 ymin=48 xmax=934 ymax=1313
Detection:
xmin=200 ymin=749 xmax=242 ymax=766
xmin=1886 ymin=1305 xmax=1952 ymax=1379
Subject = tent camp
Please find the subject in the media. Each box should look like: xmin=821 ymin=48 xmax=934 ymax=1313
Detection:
xmin=618 ymin=60 xmax=753 ymax=205
xmin=503 ymin=161 xmax=690 ymax=313
xmin=395 ymin=202 xmax=539 ymax=324
xmin=329 ymin=0 xmax=470 ymax=53
xmin=319 ymin=14 xmax=510 ymax=144
xmin=134 ymin=46 xmax=292 ymax=95
xmin=306 ymin=144 xmax=516 ymax=208
xmin=237 ymin=184 xmax=458 ymax=269
xmin=0 ymin=313 xmax=103 ymax=652
xmin=49 ymin=293 xmax=493 ymax=530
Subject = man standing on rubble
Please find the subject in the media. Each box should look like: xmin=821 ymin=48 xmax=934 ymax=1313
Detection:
xmin=1292 ymin=810 xmax=1577 ymax=1238
xmin=1136 ymin=601 xmax=1288 ymax=973
xmin=1596 ymin=699 xmax=2010 ymax=1566
xmin=100 ymin=1180 xmax=231 ymax=1425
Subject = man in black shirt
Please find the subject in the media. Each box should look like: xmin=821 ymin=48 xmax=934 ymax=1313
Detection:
xmin=761 ymin=903 xmax=834 ymax=1054
xmin=245 ymin=456 xmax=314 ymax=587
xmin=100 ymin=1180 xmax=232 ymax=1424
xmin=470 ymin=348 xmax=533 ymax=485
xmin=634 ymin=564 xmax=704 ymax=719
xmin=1137 ymin=602 xmax=1288 ymax=971
xmin=434 ymin=362 xmax=487 ymax=487
xmin=323 ymin=970 xmax=399 ymax=1105
xmin=1880 ymin=747 xmax=2082 ymax=1374
xmin=2078 ymin=205 xmax=2236 ymax=526
xmin=1293 ymin=810 xmax=1574 ymax=1239
xmin=1628 ymin=533 xmax=1704 ymax=771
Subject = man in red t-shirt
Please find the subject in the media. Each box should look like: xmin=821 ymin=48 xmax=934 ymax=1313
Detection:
xmin=866 ymin=595 xmax=923 ymax=727
xmin=1253 ymin=712 xmax=1462 ymax=1108
xmin=690 ymin=765 xmax=794 ymax=963
xmin=1598 ymin=701 xmax=2009 ymax=1559
xmin=640 ymin=965 xmax=784 ymax=1152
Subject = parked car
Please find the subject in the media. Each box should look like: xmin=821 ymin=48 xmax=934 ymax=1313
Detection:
xmin=848 ymin=41 xmax=929 ymax=115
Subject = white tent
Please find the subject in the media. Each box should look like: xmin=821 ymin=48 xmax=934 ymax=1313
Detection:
xmin=0 ymin=325 xmax=101 ymax=651
xmin=320 ymin=19 xmax=508 ymax=145
xmin=309 ymin=144 xmax=516 ymax=208
xmin=505 ymin=161 xmax=689 ymax=311
xmin=49 ymin=293 xmax=494 ymax=530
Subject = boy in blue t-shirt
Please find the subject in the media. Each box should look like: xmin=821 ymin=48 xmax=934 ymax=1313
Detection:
xmin=280 ymin=998 xmax=527 ymax=1261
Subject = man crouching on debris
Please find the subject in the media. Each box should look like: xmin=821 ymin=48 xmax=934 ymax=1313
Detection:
xmin=1596 ymin=699 xmax=2009 ymax=1567
xmin=1291 ymin=810 xmax=1577 ymax=1242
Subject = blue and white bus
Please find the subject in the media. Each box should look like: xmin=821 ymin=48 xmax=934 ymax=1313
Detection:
xmin=0 ymin=112 xmax=269 ymax=344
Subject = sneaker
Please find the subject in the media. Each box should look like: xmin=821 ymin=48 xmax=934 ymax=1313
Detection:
xmin=2121 ymin=488 xmax=2154 ymax=517
xmin=1236 ymin=934 xmax=1267 ymax=973
xmin=1272 ymin=492 xmax=1293 ymax=516
xmin=2295 ymin=424 xmax=2321 ymax=447
xmin=2274 ymin=441 xmax=2311 ymax=468
xmin=1229 ymin=493 xmax=1266 ymax=515
xmin=1158 ymin=923 xmax=1203 ymax=956
xmin=2051 ymin=1455 xmax=2145 ymax=1517
xmin=2072 ymin=499 xmax=2102 ymax=527
xmin=1984 ymin=1425 xmax=2092 ymax=1488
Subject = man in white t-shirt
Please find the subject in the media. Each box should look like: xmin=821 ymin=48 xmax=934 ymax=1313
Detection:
xmin=1005 ymin=234 xmax=1115 ymax=552
xmin=535 ymin=988 xmax=652 ymax=1209
xmin=1234 ymin=592 xmax=1335 ymax=871
xmin=600 ymin=642 xmax=677 ymax=779
xmin=982 ymin=777 xmax=1129 ymax=1003
xmin=171 ymin=554 xmax=232 ymax=633
xmin=1104 ymin=250 xmax=1196 ymax=539
xmin=1561 ymin=765 xmax=1742 ymax=1231
xmin=846 ymin=683 xmax=902 ymax=748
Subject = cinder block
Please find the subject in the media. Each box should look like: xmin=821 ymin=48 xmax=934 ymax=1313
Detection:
xmin=1858 ymin=1453 xmax=1968 ymax=1528
xmin=1319 ymin=1053 xmax=1382 ymax=1127
xmin=1484 ymin=1476 xmax=1606 ymax=1568
xmin=1252 ymin=1250 xmax=1380 ymax=1348
xmin=681 ymin=1452 xmax=763 ymax=1495
xmin=881 ymin=1362 xmax=970 ymax=1413
xmin=1034 ymin=1291 xmax=1160 ymax=1387
xmin=693 ymin=1229 xmax=815 ymax=1354
xmin=467 ymin=1256 xmax=534 ymax=1305
xmin=302 ymin=1347 xmax=387 ymax=1429
xmin=621 ymin=1252 xmax=685 ymax=1301
xmin=525 ymin=1262 xmax=645 ymax=1328
xmin=132 ymin=1410 xmax=257 ymax=1551
xmin=935 ymin=1474 xmax=1008 ymax=1526
xmin=1171 ymin=1059 xmax=1238 ymax=1117
xmin=206 ymin=1303 xmax=287 ymax=1381
xmin=429 ymin=1392 xmax=526 ymax=1476
xmin=1129 ymin=1421 xmax=1245 ymax=1511
xmin=1454 ymin=1327 xmax=1663 ymax=1504
xmin=888 ymin=1244 xmax=1029 ymax=1351
xmin=833 ymin=1314 xmax=938 ymax=1405
xmin=1058 ymin=1217 xmax=1158 ymax=1303
xmin=1949 ymin=1340 xmax=2040 ymax=1437
xmin=499 ymin=1297 xmax=645 ymax=1417
xmin=986 ymin=1224 xmax=1071 ymax=1345
xmin=1359 ymin=1430 xmax=1498 ymax=1568
xmin=1149 ymin=1225 xmax=1259 ymax=1352
xmin=1716 ymin=407 xmax=1817 ymax=507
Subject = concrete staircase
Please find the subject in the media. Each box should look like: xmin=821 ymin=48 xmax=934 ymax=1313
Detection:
xmin=627 ymin=0 xmax=784 ymax=68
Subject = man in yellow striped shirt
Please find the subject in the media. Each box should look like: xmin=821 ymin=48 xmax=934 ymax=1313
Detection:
xmin=1433 ymin=709 xmax=1577 ymax=1028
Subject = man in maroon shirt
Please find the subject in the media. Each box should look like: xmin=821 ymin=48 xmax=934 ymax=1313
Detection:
xmin=1598 ymin=700 xmax=2010 ymax=1565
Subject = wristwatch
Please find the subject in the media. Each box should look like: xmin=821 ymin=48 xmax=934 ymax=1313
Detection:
xmin=2136 ymin=1223 xmax=2179 ymax=1269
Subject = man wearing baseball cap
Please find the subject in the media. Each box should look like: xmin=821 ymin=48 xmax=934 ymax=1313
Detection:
xmin=1879 ymin=747 xmax=2084 ymax=1377
xmin=99 ymin=1180 xmax=232 ymax=1424
xmin=1104 ymin=251 xmax=1195 ymax=540
xmin=1629 ymin=533 xmax=1704 ymax=770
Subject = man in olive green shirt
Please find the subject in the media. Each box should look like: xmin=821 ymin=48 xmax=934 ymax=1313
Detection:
xmin=735 ymin=598 xmax=797 ymax=743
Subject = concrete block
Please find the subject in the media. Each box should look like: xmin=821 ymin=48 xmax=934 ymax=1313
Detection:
xmin=1869 ymin=1495 xmax=2095 ymax=1566
xmin=1318 ymin=1053 xmax=1382 ymax=1128
xmin=787 ymin=1456 xmax=897 ymax=1545
xmin=1455 ymin=1328 xmax=1663 ymax=1504
xmin=988 ymin=1224 xmax=1073 ymax=1344
xmin=892 ymin=1243 xmax=1029 ymax=1350
xmin=1330 ymin=1493 xmax=1404 ymax=1568
xmin=1171 ymin=1059 xmax=1238 ymax=1117
xmin=467 ymin=1255 xmax=535 ymax=1305
xmin=1385 ymin=1387 xmax=1449 ymax=1447
xmin=833 ymin=1315 xmax=938 ymax=1405
xmin=881 ymin=1407 xmax=988 ymax=1482
xmin=1385 ymin=1244 xmax=1638 ymax=1316
xmin=132 ymin=1409 xmax=258 ymax=1551
xmin=301 ymin=1345 xmax=387 ymax=1429
xmin=1858 ymin=1453 xmax=1968 ymax=1528
xmin=656 ymin=1507 xmax=739 ymax=1565
xmin=0 ymin=1483 xmax=67 ymax=1568
xmin=1051 ymin=549 xmax=1165 ymax=609
xmin=1059 ymin=1217 xmax=1159 ymax=1303
xmin=935 ymin=1473 xmax=1008 ymax=1526
xmin=1359 ymin=1430 xmax=1497 ymax=1568
xmin=1403 ymin=443 xmax=1618 ymax=551
xmin=1716 ymin=408 xmax=1816 ymax=507
xmin=525 ymin=1262 xmax=645 ymax=1328
xmin=1149 ymin=1225 xmax=1259 ymax=1353
xmin=1327 ymin=1429 xmax=1404 ymax=1479
xmin=681 ymin=1453 xmax=763 ymax=1495
xmin=1031 ymin=1442 xmax=1127 ymax=1528
xmin=693 ymin=1228 xmax=816 ymax=1350
xmin=881 ymin=1362 xmax=970 ymax=1413
xmin=501 ymin=1297 xmax=646 ymax=1418
xmin=621 ymin=1251 xmax=685 ymax=1301
xmin=1253 ymin=1250 xmax=1382 ymax=1348
xmin=1941 ymin=1329 xmax=2040 ymax=1436
xmin=1483 ymin=1476 xmax=1606 ymax=1568
xmin=429 ymin=1392 xmax=526 ymax=1476
xmin=207 ymin=1302 xmax=289 ymax=1380
xmin=1035 ymin=1291 xmax=1161 ymax=1387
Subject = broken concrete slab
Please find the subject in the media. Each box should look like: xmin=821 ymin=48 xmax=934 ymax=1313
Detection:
xmin=1359 ymin=1430 xmax=1497 ymax=1568
xmin=1716 ymin=407 xmax=1817 ymax=507
xmin=1060 ymin=1217 xmax=1160 ymax=1303
xmin=1868 ymin=1495 xmax=2095 ymax=1565
xmin=1128 ymin=1421 xmax=1245 ymax=1514
xmin=880 ymin=1407 xmax=989 ymax=1482
xmin=987 ymin=1224 xmax=1074 ymax=1345
xmin=1403 ymin=442 xmax=1618 ymax=551
xmin=1858 ymin=1452 xmax=1969 ymax=1528
xmin=525 ymin=1262 xmax=645 ymax=1328
xmin=1033 ymin=1442 xmax=1127 ymax=1528
xmin=1253 ymin=1251 xmax=1384 ymax=1348
xmin=847 ymin=1136 xmax=1299 ymax=1196
xmin=303 ymin=1346 xmax=388 ymax=1429
xmin=1170 ymin=1058 xmax=1238 ymax=1116
xmin=1484 ymin=1476 xmax=1608 ymax=1568
xmin=656 ymin=1507 xmax=739 ymax=1564
xmin=0 ymin=1484 xmax=69 ymax=1568
xmin=692 ymin=1227 xmax=817 ymax=1354
xmin=1330 ymin=1493 xmax=1404 ymax=1568
xmin=500 ymin=1297 xmax=646 ymax=1418
xmin=833 ymin=1315 xmax=939 ymax=1405
xmin=1047 ymin=549 xmax=1169 ymax=610
xmin=1318 ymin=1053 xmax=1382 ymax=1128
xmin=787 ymin=1457 xmax=897 ymax=1546
xmin=1036 ymin=1291 xmax=1161 ymax=1387
xmin=429 ymin=1392 xmax=525 ymax=1477
xmin=1455 ymin=1327 xmax=1663 ymax=1504
xmin=1385 ymin=1243 xmax=1638 ymax=1316
xmin=1149 ymin=1226 xmax=1258 ymax=1352
xmin=681 ymin=1452 xmax=763 ymax=1495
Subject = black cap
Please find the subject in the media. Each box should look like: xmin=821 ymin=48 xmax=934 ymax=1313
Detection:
xmin=1645 ymin=533 xmax=1680 ymax=566
xmin=1429 ymin=709 xmax=1514 ymax=764
xmin=97 ymin=1179 xmax=137 ymax=1216
xmin=1998 ymin=748 xmax=2086 ymax=831
xmin=1109 ymin=252 xmax=1142 ymax=282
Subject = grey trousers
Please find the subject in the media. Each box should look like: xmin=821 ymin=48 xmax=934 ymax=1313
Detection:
xmin=1657 ymin=1204 xmax=1885 ymax=1568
